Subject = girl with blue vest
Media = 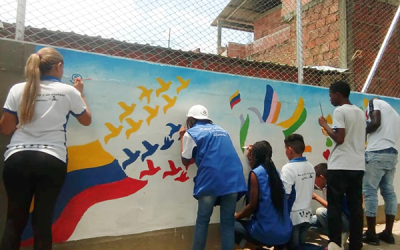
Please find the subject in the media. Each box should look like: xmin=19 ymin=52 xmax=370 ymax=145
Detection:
xmin=180 ymin=105 xmax=247 ymax=250
xmin=234 ymin=141 xmax=292 ymax=250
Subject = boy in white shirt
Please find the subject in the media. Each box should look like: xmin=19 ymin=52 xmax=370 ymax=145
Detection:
xmin=319 ymin=80 xmax=365 ymax=250
xmin=281 ymin=134 xmax=316 ymax=250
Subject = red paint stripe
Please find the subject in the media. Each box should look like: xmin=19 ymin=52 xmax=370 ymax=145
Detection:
xmin=21 ymin=178 xmax=147 ymax=246
xmin=230 ymin=98 xmax=241 ymax=109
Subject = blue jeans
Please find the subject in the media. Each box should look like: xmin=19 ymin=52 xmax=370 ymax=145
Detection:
xmin=363 ymin=150 xmax=398 ymax=217
xmin=310 ymin=207 xmax=349 ymax=235
xmin=191 ymin=193 xmax=238 ymax=250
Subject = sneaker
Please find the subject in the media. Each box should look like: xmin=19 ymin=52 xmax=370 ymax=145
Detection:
xmin=362 ymin=230 xmax=380 ymax=245
xmin=378 ymin=230 xmax=395 ymax=244
xmin=327 ymin=242 xmax=342 ymax=250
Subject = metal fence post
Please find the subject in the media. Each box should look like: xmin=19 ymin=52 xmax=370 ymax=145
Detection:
xmin=15 ymin=0 xmax=27 ymax=41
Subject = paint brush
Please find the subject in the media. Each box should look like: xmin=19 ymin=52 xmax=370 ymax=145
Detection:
xmin=319 ymin=102 xmax=324 ymax=117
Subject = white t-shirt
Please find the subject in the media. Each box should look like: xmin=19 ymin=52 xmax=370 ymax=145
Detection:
xmin=281 ymin=158 xmax=315 ymax=226
xmin=328 ymin=104 xmax=365 ymax=171
xmin=182 ymin=132 xmax=196 ymax=159
xmin=3 ymin=80 xmax=87 ymax=162
xmin=367 ymin=99 xmax=400 ymax=151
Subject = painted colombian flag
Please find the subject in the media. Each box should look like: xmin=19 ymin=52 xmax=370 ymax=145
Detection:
xmin=229 ymin=90 xmax=241 ymax=109
xmin=21 ymin=140 xmax=147 ymax=246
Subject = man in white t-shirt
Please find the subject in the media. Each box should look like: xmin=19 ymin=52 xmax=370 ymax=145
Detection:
xmin=362 ymin=98 xmax=400 ymax=245
xmin=281 ymin=134 xmax=315 ymax=250
xmin=319 ymin=81 xmax=365 ymax=250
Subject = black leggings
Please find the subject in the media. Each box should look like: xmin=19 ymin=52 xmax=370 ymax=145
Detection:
xmin=0 ymin=151 xmax=67 ymax=250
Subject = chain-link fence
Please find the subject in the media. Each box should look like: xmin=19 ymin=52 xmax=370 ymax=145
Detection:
xmin=1 ymin=0 xmax=399 ymax=97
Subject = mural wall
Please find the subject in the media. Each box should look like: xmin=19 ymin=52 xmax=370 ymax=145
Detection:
xmin=20 ymin=45 xmax=400 ymax=245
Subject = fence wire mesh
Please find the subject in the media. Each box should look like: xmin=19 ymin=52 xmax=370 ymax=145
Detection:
xmin=1 ymin=0 xmax=399 ymax=97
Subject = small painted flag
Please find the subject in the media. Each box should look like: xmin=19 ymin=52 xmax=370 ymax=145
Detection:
xmin=229 ymin=90 xmax=241 ymax=109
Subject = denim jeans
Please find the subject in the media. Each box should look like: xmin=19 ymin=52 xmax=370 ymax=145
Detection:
xmin=363 ymin=150 xmax=398 ymax=217
xmin=191 ymin=193 xmax=238 ymax=250
xmin=310 ymin=207 xmax=350 ymax=235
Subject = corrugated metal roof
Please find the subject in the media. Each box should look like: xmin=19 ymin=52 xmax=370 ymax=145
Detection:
xmin=211 ymin=0 xmax=281 ymax=32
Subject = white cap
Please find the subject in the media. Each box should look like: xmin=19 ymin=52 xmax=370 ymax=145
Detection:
xmin=186 ymin=105 xmax=212 ymax=121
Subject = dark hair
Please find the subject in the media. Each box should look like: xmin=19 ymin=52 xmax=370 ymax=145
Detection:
xmin=315 ymin=163 xmax=327 ymax=177
xmin=185 ymin=117 xmax=212 ymax=129
xmin=284 ymin=134 xmax=305 ymax=154
xmin=330 ymin=80 xmax=350 ymax=98
xmin=251 ymin=140 xmax=285 ymax=218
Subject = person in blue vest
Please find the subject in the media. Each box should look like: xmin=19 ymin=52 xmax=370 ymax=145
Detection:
xmin=179 ymin=104 xmax=247 ymax=250
xmin=234 ymin=141 xmax=292 ymax=250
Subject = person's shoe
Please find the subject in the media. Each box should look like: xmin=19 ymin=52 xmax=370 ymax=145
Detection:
xmin=362 ymin=230 xmax=380 ymax=245
xmin=378 ymin=230 xmax=395 ymax=244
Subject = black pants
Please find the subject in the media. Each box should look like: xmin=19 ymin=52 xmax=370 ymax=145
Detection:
xmin=327 ymin=170 xmax=364 ymax=250
xmin=0 ymin=151 xmax=67 ymax=250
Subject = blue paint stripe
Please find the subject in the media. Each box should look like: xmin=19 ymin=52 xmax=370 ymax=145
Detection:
xmin=22 ymin=160 xmax=126 ymax=240
xmin=230 ymin=94 xmax=241 ymax=105
xmin=262 ymin=85 xmax=273 ymax=122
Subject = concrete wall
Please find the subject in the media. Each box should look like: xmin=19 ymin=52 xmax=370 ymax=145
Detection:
xmin=0 ymin=40 xmax=35 ymax=239
xmin=0 ymin=38 xmax=399 ymax=249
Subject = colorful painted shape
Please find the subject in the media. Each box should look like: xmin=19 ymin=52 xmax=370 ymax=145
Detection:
xmin=141 ymin=140 xmax=159 ymax=162
xmin=140 ymin=160 xmax=161 ymax=179
xmin=163 ymin=160 xmax=182 ymax=179
xmin=104 ymin=123 xmax=123 ymax=144
xmin=162 ymin=95 xmax=177 ymax=114
xmin=262 ymin=85 xmax=274 ymax=122
xmin=166 ymin=123 xmax=181 ymax=138
xmin=323 ymin=149 xmax=331 ymax=160
xmin=304 ymin=145 xmax=312 ymax=153
xmin=282 ymin=108 xmax=307 ymax=137
xmin=22 ymin=141 xmax=147 ymax=244
xmin=125 ymin=119 xmax=143 ymax=139
xmin=176 ymin=76 xmax=190 ymax=94
xmin=326 ymin=114 xmax=333 ymax=124
xmin=326 ymin=137 xmax=333 ymax=147
xmin=364 ymin=98 xmax=369 ymax=108
xmin=22 ymin=178 xmax=147 ymax=246
xmin=248 ymin=107 xmax=263 ymax=123
xmin=156 ymin=78 xmax=172 ymax=97
xmin=118 ymin=102 xmax=136 ymax=122
xmin=160 ymin=136 xmax=174 ymax=150
xmin=229 ymin=90 xmax=241 ymax=109
xmin=122 ymin=148 xmax=141 ymax=170
xmin=137 ymin=86 xmax=153 ymax=104
xmin=240 ymin=114 xmax=250 ymax=153
xmin=277 ymin=97 xmax=305 ymax=129
xmin=67 ymin=140 xmax=114 ymax=172
xmin=143 ymin=105 xmax=160 ymax=125
xmin=174 ymin=171 xmax=189 ymax=182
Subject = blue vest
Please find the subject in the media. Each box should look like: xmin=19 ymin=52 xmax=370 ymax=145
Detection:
xmin=247 ymin=166 xmax=292 ymax=245
xmin=187 ymin=122 xmax=247 ymax=199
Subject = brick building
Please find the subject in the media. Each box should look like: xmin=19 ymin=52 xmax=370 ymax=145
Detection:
xmin=212 ymin=0 xmax=400 ymax=94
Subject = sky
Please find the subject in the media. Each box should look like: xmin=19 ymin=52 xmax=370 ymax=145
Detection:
xmin=1 ymin=0 xmax=254 ymax=54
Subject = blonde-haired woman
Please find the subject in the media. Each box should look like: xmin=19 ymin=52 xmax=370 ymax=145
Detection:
xmin=0 ymin=47 xmax=91 ymax=249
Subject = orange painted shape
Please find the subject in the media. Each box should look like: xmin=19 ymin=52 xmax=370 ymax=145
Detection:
xmin=271 ymin=102 xmax=281 ymax=124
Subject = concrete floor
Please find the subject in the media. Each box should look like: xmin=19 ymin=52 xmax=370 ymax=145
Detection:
xmin=19 ymin=221 xmax=400 ymax=250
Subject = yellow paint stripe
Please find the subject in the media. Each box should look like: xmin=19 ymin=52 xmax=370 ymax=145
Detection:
xmin=229 ymin=90 xmax=239 ymax=103
xmin=67 ymin=140 xmax=114 ymax=173
xmin=277 ymin=97 xmax=305 ymax=128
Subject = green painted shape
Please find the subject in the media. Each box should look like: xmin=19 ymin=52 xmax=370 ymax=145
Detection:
xmin=240 ymin=114 xmax=250 ymax=153
xmin=326 ymin=137 xmax=333 ymax=147
xmin=282 ymin=108 xmax=307 ymax=137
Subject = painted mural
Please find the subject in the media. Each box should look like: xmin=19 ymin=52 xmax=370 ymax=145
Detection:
xmin=21 ymin=45 xmax=400 ymax=244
